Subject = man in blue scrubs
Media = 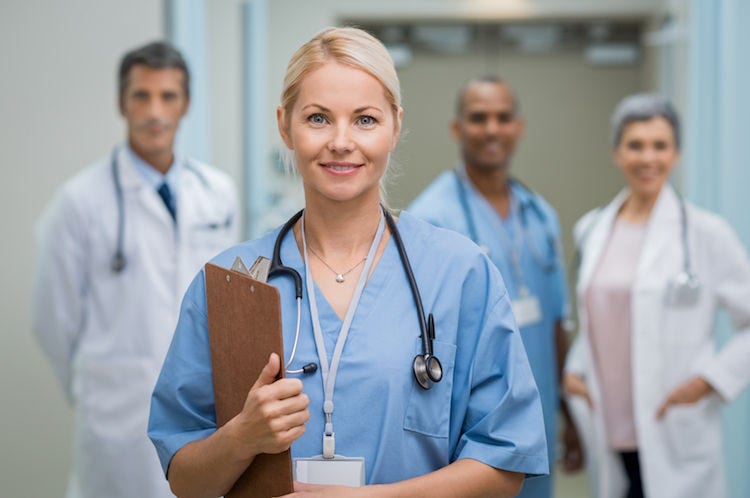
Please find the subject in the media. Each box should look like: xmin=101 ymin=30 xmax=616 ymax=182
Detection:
xmin=409 ymin=76 xmax=582 ymax=497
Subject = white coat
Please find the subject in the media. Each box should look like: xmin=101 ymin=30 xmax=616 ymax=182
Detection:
xmin=565 ymin=185 xmax=750 ymax=498
xmin=31 ymin=145 xmax=239 ymax=498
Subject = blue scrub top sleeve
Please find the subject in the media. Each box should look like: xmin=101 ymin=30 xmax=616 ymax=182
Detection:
xmin=454 ymin=293 xmax=549 ymax=475
xmin=446 ymin=253 xmax=548 ymax=476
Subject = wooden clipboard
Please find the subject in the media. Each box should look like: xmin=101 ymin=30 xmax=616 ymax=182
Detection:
xmin=205 ymin=262 xmax=294 ymax=497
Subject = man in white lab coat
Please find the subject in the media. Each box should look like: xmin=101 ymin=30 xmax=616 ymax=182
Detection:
xmin=31 ymin=41 xmax=239 ymax=498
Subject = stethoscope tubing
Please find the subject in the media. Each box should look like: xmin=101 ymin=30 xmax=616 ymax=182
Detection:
xmin=109 ymin=146 xmax=216 ymax=273
xmin=383 ymin=207 xmax=435 ymax=357
xmin=454 ymin=170 xmax=557 ymax=273
xmin=574 ymin=189 xmax=698 ymax=284
xmin=267 ymin=206 xmax=441 ymax=387
xmin=111 ymin=148 xmax=127 ymax=272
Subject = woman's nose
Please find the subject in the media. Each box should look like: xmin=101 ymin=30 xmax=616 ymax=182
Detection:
xmin=327 ymin=124 xmax=354 ymax=153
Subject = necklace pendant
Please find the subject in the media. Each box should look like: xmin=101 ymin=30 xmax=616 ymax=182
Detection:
xmin=335 ymin=274 xmax=345 ymax=283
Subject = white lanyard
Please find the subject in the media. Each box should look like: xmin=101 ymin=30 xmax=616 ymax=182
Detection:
xmin=455 ymin=169 xmax=529 ymax=294
xmin=301 ymin=211 xmax=386 ymax=458
xmin=495 ymin=198 xmax=530 ymax=295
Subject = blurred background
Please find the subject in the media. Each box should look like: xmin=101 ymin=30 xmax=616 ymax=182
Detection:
xmin=2 ymin=0 xmax=748 ymax=496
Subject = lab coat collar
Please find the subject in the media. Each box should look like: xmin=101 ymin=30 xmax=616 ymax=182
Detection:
xmin=116 ymin=143 xmax=183 ymax=192
xmin=635 ymin=183 xmax=682 ymax=282
xmin=114 ymin=144 xmax=184 ymax=227
xmin=577 ymin=183 xmax=681 ymax=293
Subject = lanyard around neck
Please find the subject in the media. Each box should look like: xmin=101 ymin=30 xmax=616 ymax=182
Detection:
xmin=455 ymin=170 xmax=529 ymax=292
xmin=301 ymin=210 xmax=387 ymax=458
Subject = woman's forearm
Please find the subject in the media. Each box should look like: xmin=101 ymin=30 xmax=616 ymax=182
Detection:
xmin=167 ymin=418 xmax=256 ymax=498
xmin=367 ymin=458 xmax=524 ymax=498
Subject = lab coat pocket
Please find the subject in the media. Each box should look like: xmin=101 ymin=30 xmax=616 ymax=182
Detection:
xmin=663 ymin=398 xmax=714 ymax=462
xmin=187 ymin=219 xmax=232 ymax=253
xmin=403 ymin=339 xmax=456 ymax=438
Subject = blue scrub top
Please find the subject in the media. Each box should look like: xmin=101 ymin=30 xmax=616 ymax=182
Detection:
xmin=409 ymin=171 xmax=568 ymax=495
xmin=148 ymin=212 xmax=548 ymax=485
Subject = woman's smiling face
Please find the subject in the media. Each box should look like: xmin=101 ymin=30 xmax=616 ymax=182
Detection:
xmin=613 ymin=116 xmax=679 ymax=201
xmin=278 ymin=61 xmax=402 ymax=206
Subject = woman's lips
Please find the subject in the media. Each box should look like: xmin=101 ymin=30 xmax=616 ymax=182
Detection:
xmin=321 ymin=162 xmax=363 ymax=174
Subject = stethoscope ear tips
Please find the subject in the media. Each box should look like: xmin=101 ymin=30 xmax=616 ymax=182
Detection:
xmin=413 ymin=354 xmax=443 ymax=390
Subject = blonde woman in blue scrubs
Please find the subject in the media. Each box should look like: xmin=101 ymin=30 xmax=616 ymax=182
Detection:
xmin=149 ymin=27 xmax=547 ymax=497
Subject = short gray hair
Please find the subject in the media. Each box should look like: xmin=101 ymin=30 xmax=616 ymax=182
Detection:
xmin=610 ymin=93 xmax=680 ymax=149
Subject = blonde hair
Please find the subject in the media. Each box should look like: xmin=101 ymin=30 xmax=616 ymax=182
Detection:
xmin=280 ymin=26 xmax=401 ymax=128
xmin=279 ymin=27 xmax=402 ymax=203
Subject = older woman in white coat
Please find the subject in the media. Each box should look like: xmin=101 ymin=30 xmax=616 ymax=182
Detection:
xmin=563 ymin=94 xmax=750 ymax=498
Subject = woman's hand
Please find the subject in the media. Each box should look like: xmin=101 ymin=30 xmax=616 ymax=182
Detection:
xmin=166 ymin=354 xmax=310 ymax=498
xmin=562 ymin=372 xmax=593 ymax=408
xmin=277 ymin=481 xmax=364 ymax=497
xmin=230 ymin=353 xmax=310 ymax=456
xmin=656 ymin=376 xmax=714 ymax=419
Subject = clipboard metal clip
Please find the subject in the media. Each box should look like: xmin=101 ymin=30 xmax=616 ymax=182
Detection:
xmin=231 ymin=256 xmax=250 ymax=275
xmin=232 ymin=256 xmax=272 ymax=283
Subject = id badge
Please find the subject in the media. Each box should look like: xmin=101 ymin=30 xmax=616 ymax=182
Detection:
xmin=294 ymin=456 xmax=365 ymax=487
xmin=511 ymin=294 xmax=542 ymax=327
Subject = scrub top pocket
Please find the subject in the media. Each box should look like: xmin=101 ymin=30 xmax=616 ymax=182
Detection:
xmin=403 ymin=338 xmax=456 ymax=438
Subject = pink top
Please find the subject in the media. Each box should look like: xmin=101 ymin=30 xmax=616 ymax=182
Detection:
xmin=586 ymin=218 xmax=646 ymax=450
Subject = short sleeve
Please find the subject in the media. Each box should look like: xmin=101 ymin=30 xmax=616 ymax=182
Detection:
xmin=452 ymin=259 xmax=549 ymax=475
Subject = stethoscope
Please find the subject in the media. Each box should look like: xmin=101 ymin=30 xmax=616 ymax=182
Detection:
xmin=110 ymin=146 xmax=230 ymax=273
xmin=574 ymin=190 xmax=701 ymax=307
xmin=669 ymin=194 xmax=701 ymax=305
xmin=268 ymin=206 xmax=443 ymax=390
xmin=454 ymin=170 xmax=558 ymax=273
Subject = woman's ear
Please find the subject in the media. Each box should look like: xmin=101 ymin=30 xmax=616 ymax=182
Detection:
xmin=391 ymin=106 xmax=404 ymax=151
xmin=277 ymin=106 xmax=294 ymax=150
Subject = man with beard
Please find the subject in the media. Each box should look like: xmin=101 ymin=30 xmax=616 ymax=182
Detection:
xmin=408 ymin=76 xmax=582 ymax=498
xmin=31 ymin=41 xmax=238 ymax=498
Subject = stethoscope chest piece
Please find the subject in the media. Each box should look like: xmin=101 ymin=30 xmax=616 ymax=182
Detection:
xmin=411 ymin=313 xmax=442 ymax=390
xmin=665 ymin=270 xmax=701 ymax=307
xmin=413 ymin=354 xmax=443 ymax=390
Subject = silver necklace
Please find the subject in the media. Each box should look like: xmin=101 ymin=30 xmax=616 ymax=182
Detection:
xmin=307 ymin=245 xmax=366 ymax=283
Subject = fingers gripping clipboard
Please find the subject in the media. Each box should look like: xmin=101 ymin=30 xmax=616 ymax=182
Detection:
xmin=205 ymin=261 xmax=294 ymax=497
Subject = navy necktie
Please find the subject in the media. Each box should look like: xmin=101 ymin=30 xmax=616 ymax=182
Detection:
xmin=157 ymin=182 xmax=177 ymax=222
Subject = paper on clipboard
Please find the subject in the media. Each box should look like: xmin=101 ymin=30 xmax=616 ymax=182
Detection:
xmin=205 ymin=261 xmax=293 ymax=498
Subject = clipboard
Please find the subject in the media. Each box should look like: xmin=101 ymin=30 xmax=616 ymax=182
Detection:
xmin=205 ymin=262 xmax=294 ymax=497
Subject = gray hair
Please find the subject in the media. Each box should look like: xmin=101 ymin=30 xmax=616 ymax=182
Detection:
xmin=610 ymin=93 xmax=680 ymax=149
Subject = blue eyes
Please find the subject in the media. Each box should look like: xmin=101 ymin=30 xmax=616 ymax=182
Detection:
xmin=306 ymin=113 xmax=378 ymax=127
xmin=308 ymin=113 xmax=327 ymax=125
